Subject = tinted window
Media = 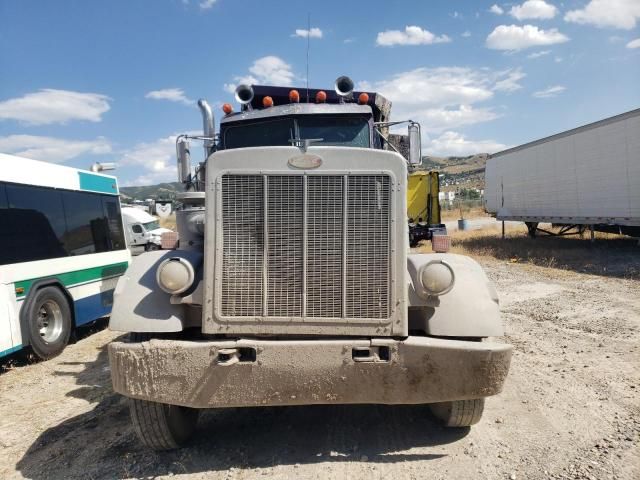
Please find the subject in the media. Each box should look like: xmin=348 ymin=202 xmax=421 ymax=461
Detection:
xmin=298 ymin=116 xmax=370 ymax=147
xmin=102 ymin=196 xmax=126 ymax=250
xmin=224 ymin=118 xmax=294 ymax=149
xmin=62 ymin=191 xmax=109 ymax=255
xmin=0 ymin=183 xmax=7 ymax=209
xmin=1 ymin=184 xmax=67 ymax=264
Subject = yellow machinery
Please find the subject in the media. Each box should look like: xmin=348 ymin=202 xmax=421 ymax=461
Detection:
xmin=407 ymin=171 xmax=446 ymax=246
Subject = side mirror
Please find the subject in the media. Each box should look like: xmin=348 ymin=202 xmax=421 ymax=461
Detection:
xmin=408 ymin=123 xmax=422 ymax=166
xmin=176 ymin=138 xmax=191 ymax=183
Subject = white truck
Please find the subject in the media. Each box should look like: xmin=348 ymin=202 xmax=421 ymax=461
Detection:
xmin=485 ymin=108 xmax=640 ymax=237
xmin=107 ymin=77 xmax=512 ymax=450
xmin=121 ymin=207 xmax=171 ymax=254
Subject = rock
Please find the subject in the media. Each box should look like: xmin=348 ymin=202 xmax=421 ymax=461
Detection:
xmin=360 ymin=455 xmax=369 ymax=462
xmin=510 ymin=473 xmax=517 ymax=480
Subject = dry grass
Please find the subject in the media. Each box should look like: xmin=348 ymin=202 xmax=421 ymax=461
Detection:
xmin=417 ymin=223 xmax=640 ymax=279
xmin=440 ymin=206 xmax=489 ymax=221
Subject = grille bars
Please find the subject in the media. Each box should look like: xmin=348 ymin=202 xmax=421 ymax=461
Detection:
xmin=221 ymin=174 xmax=390 ymax=320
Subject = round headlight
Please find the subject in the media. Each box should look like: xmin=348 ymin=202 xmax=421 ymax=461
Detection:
xmin=156 ymin=257 xmax=195 ymax=294
xmin=419 ymin=260 xmax=455 ymax=296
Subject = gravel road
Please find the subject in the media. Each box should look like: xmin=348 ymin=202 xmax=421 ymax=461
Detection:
xmin=1 ymin=258 xmax=638 ymax=480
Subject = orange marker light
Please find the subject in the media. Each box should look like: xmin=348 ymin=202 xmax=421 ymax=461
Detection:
xmin=316 ymin=90 xmax=327 ymax=103
xmin=262 ymin=96 xmax=274 ymax=108
xmin=358 ymin=92 xmax=369 ymax=105
xmin=222 ymin=103 xmax=233 ymax=114
xmin=289 ymin=89 xmax=300 ymax=103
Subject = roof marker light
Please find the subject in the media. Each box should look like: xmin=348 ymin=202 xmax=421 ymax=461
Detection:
xmin=315 ymin=91 xmax=327 ymax=103
xmin=358 ymin=92 xmax=369 ymax=105
xmin=289 ymin=89 xmax=300 ymax=103
xmin=222 ymin=103 xmax=233 ymax=114
xmin=262 ymin=96 xmax=274 ymax=108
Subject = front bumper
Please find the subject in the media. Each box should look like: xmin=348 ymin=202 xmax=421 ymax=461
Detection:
xmin=108 ymin=336 xmax=512 ymax=409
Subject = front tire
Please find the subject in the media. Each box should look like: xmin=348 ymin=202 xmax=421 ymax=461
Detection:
xmin=26 ymin=286 xmax=72 ymax=360
xmin=429 ymin=398 xmax=485 ymax=427
xmin=129 ymin=398 xmax=199 ymax=450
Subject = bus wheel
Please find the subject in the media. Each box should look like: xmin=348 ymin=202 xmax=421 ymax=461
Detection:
xmin=129 ymin=398 xmax=199 ymax=450
xmin=26 ymin=286 xmax=72 ymax=360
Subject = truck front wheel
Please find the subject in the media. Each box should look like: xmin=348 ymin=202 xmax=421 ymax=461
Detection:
xmin=429 ymin=398 xmax=485 ymax=427
xmin=129 ymin=398 xmax=199 ymax=450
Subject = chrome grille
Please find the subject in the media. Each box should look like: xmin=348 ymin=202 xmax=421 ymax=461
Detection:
xmin=221 ymin=175 xmax=264 ymax=316
xmin=266 ymin=176 xmax=303 ymax=316
xmin=220 ymin=174 xmax=391 ymax=319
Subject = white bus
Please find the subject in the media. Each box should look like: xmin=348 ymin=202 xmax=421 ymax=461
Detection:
xmin=0 ymin=153 xmax=130 ymax=360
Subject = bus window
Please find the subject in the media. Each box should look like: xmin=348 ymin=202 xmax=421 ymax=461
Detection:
xmin=102 ymin=196 xmax=126 ymax=250
xmin=2 ymin=184 xmax=67 ymax=264
xmin=62 ymin=191 xmax=105 ymax=255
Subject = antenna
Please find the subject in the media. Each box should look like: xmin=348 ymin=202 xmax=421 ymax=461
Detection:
xmin=306 ymin=13 xmax=310 ymax=103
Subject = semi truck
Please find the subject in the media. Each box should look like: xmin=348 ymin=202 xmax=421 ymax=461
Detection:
xmin=485 ymin=108 xmax=640 ymax=237
xmin=121 ymin=207 xmax=172 ymax=255
xmin=107 ymin=76 xmax=512 ymax=450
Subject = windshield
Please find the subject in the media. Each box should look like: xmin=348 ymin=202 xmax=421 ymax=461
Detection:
xmin=223 ymin=116 xmax=370 ymax=149
xmin=143 ymin=220 xmax=160 ymax=231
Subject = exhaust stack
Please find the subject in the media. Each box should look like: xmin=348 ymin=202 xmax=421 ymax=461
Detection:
xmin=334 ymin=75 xmax=354 ymax=101
xmin=197 ymin=99 xmax=215 ymax=157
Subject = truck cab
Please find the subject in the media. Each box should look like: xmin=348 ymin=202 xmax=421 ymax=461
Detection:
xmin=121 ymin=206 xmax=171 ymax=255
xmin=107 ymin=76 xmax=512 ymax=451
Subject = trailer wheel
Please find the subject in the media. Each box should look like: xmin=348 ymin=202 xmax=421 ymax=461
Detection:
xmin=429 ymin=398 xmax=485 ymax=427
xmin=129 ymin=398 xmax=199 ymax=450
xmin=25 ymin=286 xmax=72 ymax=360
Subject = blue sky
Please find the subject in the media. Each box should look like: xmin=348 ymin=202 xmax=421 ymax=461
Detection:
xmin=0 ymin=0 xmax=638 ymax=186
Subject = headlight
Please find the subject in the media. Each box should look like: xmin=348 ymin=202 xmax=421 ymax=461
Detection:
xmin=419 ymin=260 xmax=455 ymax=296
xmin=156 ymin=257 xmax=195 ymax=294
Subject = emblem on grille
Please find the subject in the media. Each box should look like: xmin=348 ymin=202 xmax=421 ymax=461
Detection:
xmin=287 ymin=154 xmax=322 ymax=169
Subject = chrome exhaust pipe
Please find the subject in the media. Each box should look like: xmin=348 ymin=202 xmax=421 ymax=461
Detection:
xmin=197 ymin=98 xmax=215 ymax=156
xmin=235 ymin=84 xmax=254 ymax=109
xmin=334 ymin=75 xmax=354 ymax=101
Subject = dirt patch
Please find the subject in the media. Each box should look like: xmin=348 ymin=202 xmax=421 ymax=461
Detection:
xmin=1 ymin=257 xmax=638 ymax=479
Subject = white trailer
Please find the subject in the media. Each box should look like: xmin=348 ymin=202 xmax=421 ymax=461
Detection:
xmin=485 ymin=108 xmax=640 ymax=236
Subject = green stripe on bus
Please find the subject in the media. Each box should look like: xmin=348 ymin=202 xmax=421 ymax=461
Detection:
xmin=14 ymin=261 xmax=128 ymax=299
xmin=78 ymin=171 xmax=118 ymax=195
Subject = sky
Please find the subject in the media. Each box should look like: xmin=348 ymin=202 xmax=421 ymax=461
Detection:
xmin=0 ymin=0 xmax=639 ymax=186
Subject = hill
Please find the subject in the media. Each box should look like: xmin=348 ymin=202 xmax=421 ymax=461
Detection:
xmin=421 ymin=154 xmax=488 ymax=191
xmin=120 ymin=182 xmax=182 ymax=201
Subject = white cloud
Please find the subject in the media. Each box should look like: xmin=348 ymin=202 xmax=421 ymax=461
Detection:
xmin=224 ymin=56 xmax=295 ymax=93
xmin=376 ymin=26 xmax=451 ymax=46
xmin=486 ymin=24 xmax=569 ymax=50
xmin=527 ymin=49 xmax=552 ymax=58
xmin=462 ymin=31 xmax=472 ymax=38
xmin=493 ymin=68 xmax=526 ymax=92
xmin=145 ymin=88 xmax=193 ymax=105
xmin=119 ymin=135 xmax=180 ymax=185
xmin=490 ymin=4 xmax=504 ymax=15
xmin=0 ymin=134 xmax=111 ymax=163
xmin=532 ymin=85 xmax=566 ymax=98
xmin=626 ymin=38 xmax=640 ymax=49
xmin=565 ymin=0 xmax=640 ymax=30
xmin=343 ymin=37 xmax=355 ymax=44
xmin=292 ymin=27 xmax=323 ymax=39
xmin=359 ymin=67 xmax=523 ymax=135
xmin=426 ymin=131 xmax=507 ymax=156
xmin=199 ymin=0 xmax=216 ymax=10
xmin=509 ymin=1 xmax=558 ymax=20
xmin=0 ymin=89 xmax=110 ymax=125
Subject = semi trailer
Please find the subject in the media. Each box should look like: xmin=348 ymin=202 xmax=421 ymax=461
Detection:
xmin=485 ymin=108 xmax=640 ymax=237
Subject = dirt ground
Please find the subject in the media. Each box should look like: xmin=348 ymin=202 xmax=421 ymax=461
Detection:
xmin=1 ymin=229 xmax=639 ymax=480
